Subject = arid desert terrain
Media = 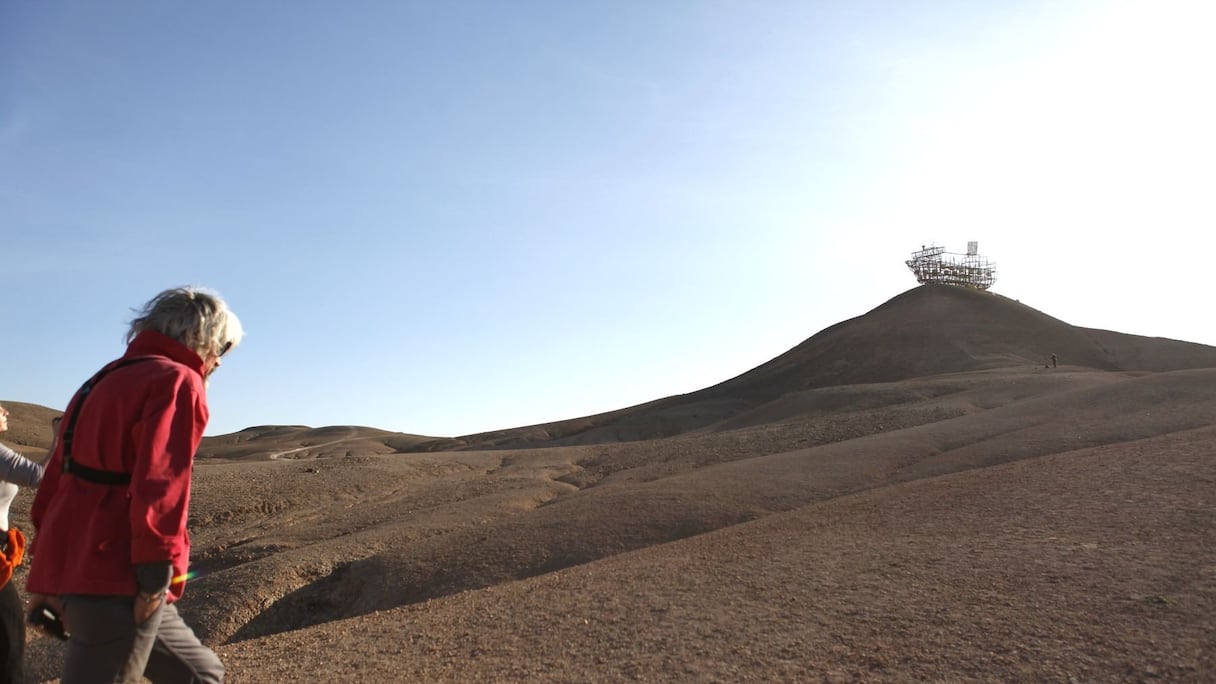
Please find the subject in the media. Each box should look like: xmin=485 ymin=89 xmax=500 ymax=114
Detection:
xmin=4 ymin=284 xmax=1214 ymax=682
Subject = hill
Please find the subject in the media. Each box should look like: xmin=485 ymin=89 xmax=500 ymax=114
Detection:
xmin=0 ymin=401 xmax=62 ymax=463
xmin=195 ymin=425 xmax=450 ymax=461
xmin=446 ymin=284 xmax=1216 ymax=448
xmin=5 ymin=283 xmax=1214 ymax=682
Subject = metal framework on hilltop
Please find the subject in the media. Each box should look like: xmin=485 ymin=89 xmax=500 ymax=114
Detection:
xmin=906 ymin=241 xmax=996 ymax=290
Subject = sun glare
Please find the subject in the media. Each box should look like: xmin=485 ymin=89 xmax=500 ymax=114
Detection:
xmin=891 ymin=0 xmax=1213 ymax=263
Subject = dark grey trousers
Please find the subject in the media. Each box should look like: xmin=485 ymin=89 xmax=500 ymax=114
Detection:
xmin=60 ymin=595 xmax=223 ymax=684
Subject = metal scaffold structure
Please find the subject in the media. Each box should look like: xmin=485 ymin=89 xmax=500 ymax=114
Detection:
xmin=906 ymin=241 xmax=996 ymax=290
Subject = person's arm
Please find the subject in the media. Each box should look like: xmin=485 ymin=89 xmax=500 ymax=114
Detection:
xmin=29 ymin=439 xmax=62 ymax=533
xmin=0 ymin=442 xmax=44 ymax=487
xmin=24 ymin=421 xmax=63 ymax=634
xmin=128 ymin=370 xmax=207 ymax=567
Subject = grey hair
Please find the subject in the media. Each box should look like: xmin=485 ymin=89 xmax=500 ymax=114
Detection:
xmin=127 ymin=287 xmax=245 ymax=359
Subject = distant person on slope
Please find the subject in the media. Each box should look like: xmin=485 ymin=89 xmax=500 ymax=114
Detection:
xmin=0 ymin=403 xmax=46 ymax=684
xmin=25 ymin=287 xmax=243 ymax=684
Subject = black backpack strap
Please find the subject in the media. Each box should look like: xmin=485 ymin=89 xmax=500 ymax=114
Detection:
xmin=60 ymin=356 xmax=158 ymax=486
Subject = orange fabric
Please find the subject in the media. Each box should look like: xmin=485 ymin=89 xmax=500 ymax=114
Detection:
xmin=0 ymin=527 xmax=26 ymax=590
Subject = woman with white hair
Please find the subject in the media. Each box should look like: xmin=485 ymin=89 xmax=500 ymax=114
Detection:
xmin=0 ymin=404 xmax=45 ymax=683
xmin=26 ymin=286 xmax=243 ymax=684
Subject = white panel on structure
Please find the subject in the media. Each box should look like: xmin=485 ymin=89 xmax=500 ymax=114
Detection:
xmin=967 ymin=241 xmax=978 ymax=256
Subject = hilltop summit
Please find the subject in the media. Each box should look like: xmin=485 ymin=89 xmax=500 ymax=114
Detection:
xmin=453 ymin=284 xmax=1216 ymax=448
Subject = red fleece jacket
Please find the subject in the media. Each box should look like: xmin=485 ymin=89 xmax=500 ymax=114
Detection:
xmin=27 ymin=331 xmax=209 ymax=602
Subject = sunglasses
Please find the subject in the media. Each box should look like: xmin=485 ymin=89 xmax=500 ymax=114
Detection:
xmin=217 ymin=340 xmax=233 ymax=358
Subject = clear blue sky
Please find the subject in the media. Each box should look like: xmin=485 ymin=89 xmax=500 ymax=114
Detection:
xmin=3 ymin=1 xmax=1213 ymax=437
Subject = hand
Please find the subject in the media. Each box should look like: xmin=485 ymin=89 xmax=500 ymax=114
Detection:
xmin=27 ymin=593 xmax=70 ymax=637
xmin=133 ymin=591 xmax=164 ymax=626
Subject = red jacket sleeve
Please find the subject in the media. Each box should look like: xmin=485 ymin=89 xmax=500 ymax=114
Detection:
xmin=127 ymin=369 xmax=208 ymax=564
xmin=28 ymin=442 xmax=63 ymax=554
